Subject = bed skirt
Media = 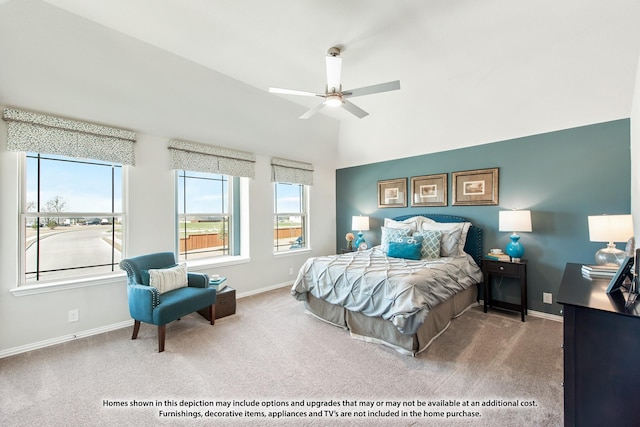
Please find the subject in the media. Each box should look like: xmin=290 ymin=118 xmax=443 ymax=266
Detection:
xmin=304 ymin=285 xmax=478 ymax=356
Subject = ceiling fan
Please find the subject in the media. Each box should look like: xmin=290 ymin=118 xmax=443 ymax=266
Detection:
xmin=269 ymin=46 xmax=400 ymax=119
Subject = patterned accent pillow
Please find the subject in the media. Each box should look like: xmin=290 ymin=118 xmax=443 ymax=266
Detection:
xmin=414 ymin=229 xmax=442 ymax=260
xmin=421 ymin=222 xmax=471 ymax=257
xmin=148 ymin=263 xmax=188 ymax=294
xmin=387 ymin=235 xmax=423 ymax=260
xmin=381 ymin=226 xmax=411 ymax=253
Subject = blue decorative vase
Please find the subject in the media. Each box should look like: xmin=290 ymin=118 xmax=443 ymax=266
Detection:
xmin=505 ymin=233 xmax=525 ymax=259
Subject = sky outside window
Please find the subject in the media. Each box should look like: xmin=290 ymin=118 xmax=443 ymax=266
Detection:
xmin=26 ymin=153 xmax=121 ymax=213
xmin=275 ymin=183 xmax=303 ymax=213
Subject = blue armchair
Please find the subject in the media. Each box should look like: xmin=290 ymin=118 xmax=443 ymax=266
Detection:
xmin=119 ymin=252 xmax=217 ymax=352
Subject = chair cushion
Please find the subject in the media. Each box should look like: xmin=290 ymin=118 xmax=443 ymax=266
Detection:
xmin=153 ymin=286 xmax=217 ymax=325
xmin=148 ymin=263 xmax=188 ymax=294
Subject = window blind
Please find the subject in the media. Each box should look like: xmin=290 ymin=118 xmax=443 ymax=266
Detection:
xmin=169 ymin=139 xmax=256 ymax=178
xmin=2 ymin=108 xmax=136 ymax=165
xmin=271 ymin=157 xmax=314 ymax=186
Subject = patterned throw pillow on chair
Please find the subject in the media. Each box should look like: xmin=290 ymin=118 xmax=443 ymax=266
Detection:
xmin=148 ymin=263 xmax=188 ymax=294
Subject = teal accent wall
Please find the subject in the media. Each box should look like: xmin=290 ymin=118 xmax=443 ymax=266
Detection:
xmin=336 ymin=119 xmax=631 ymax=315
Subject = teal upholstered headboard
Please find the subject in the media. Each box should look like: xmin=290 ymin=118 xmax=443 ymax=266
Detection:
xmin=392 ymin=214 xmax=483 ymax=266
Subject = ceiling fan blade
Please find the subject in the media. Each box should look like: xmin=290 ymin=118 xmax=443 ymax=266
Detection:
xmin=268 ymin=87 xmax=321 ymax=97
xmin=299 ymin=102 xmax=326 ymax=119
xmin=343 ymin=80 xmax=401 ymax=98
xmin=342 ymin=100 xmax=369 ymax=119
xmin=325 ymin=55 xmax=342 ymax=93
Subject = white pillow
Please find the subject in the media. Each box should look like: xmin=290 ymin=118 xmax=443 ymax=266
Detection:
xmin=420 ymin=222 xmax=471 ymax=257
xmin=384 ymin=216 xmax=427 ymax=232
xmin=148 ymin=263 xmax=188 ymax=294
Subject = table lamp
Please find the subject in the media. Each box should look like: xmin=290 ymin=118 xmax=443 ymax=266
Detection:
xmin=351 ymin=215 xmax=370 ymax=251
xmin=587 ymin=214 xmax=634 ymax=266
xmin=499 ymin=210 xmax=532 ymax=261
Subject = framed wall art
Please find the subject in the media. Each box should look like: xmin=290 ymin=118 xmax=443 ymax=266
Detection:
xmin=452 ymin=168 xmax=499 ymax=206
xmin=410 ymin=173 xmax=447 ymax=207
xmin=377 ymin=178 xmax=407 ymax=208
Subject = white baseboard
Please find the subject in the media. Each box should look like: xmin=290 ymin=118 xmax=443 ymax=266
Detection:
xmin=235 ymin=281 xmax=291 ymax=299
xmin=527 ymin=309 xmax=563 ymax=322
xmin=0 ymin=319 xmax=133 ymax=359
xmin=479 ymin=299 xmax=563 ymax=322
xmin=1 ymin=282 xmax=295 ymax=359
xmin=2 ymin=288 xmax=561 ymax=359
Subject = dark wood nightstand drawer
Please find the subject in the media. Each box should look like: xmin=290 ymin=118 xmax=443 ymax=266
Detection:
xmin=484 ymin=261 xmax=519 ymax=276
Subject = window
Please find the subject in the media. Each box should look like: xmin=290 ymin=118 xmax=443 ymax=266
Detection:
xmin=177 ymin=170 xmax=233 ymax=261
xmin=274 ymin=182 xmax=308 ymax=252
xmin=22 ymin=153 xmax=124 ymax=284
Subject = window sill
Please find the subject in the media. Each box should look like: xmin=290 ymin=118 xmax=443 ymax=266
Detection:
xmin=185 ymin=255 xmax=251 ymax=272
xmin=273 ymin=248 xmax=312 ymax=258
xmin=10 ymin=273 xmax=127 ymax=297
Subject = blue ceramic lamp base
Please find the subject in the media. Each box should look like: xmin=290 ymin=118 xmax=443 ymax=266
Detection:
xmin=504 ymin=233 xmax=525 ymax=261
xmin=354 ymin=231 xmax=366 ymax=251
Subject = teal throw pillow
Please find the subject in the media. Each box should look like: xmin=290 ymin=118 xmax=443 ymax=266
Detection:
xmin=387 ymin=235 xmax=423 ymax=260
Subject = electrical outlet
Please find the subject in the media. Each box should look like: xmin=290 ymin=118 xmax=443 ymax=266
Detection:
xmin=68 ymin=309 xmax=79 ymax=322
xmin=289 ymin=267 xmax=294 ymax=275
xmin=543 ymin=293 xmax=553 ymax=304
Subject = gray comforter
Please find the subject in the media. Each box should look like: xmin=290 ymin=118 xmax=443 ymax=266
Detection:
xmin=291 ymin=247 xmax=483 ymax=335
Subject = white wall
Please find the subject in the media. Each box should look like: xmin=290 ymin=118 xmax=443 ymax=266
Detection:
xmin=0 ymin=108 xmax=338 ymax=356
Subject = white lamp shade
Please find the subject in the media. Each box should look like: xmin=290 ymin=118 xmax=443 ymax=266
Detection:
xmin=351 ymin=215 xmax=370 ymax=231
xmin=588 ymin=214 xmax=634 ymax=243
xmin=499 ymin=210 xmax=532 ymax=233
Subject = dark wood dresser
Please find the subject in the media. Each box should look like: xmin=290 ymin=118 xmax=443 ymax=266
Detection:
xmin=557 ymin=263 xmax=640 ymax=427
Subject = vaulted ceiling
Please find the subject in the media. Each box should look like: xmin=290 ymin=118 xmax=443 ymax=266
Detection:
xmin=2 ymin=0 xmax=640 ymax=168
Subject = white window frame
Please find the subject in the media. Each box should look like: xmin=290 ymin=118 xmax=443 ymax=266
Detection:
xmin=273 ymin=182 xmax=310 ymax=255
xmin=16 ymin=152 xmax=127 ymax=291
xmin=176 ymin=170 xmax=233 ymax=262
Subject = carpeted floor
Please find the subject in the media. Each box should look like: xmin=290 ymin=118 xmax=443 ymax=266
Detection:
xmin=0 ymin=286 xmax=563 ymax=426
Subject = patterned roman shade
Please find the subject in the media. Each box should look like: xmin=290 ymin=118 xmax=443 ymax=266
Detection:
xmin=271 ymin=157 xmax=314 ymax=186
xmin=169 ymin=139 xmax=256 ymax=178
xmin=2 ymin=108 xmax=136 ymax=165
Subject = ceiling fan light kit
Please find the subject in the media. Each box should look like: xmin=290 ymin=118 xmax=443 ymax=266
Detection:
xmin=324 ymin=94 xmax=343 ymax=107
xmin=268 ymin=46 xmax=400 ymax=119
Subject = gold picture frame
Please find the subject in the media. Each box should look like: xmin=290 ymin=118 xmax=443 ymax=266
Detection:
xmin=452 ymin=168 xmax=499 ymax=206
xmin=410 ymin=173 xmax=447 ymax=207
xmin=377 ymin=178 xmax=407 ymax=208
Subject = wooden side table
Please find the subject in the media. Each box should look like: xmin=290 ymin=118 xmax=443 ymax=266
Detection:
xmin=198 ymin=284 xmax=236 ymax=321
xmin=482 ymin=259 xmax=528 ymax=321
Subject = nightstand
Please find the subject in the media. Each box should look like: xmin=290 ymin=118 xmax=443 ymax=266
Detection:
xmin=482 ymin=259 xmax=528 ymax=321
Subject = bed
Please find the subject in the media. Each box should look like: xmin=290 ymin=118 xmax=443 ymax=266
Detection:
xmin=291 ymin=214 xmax=484 ymax=356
